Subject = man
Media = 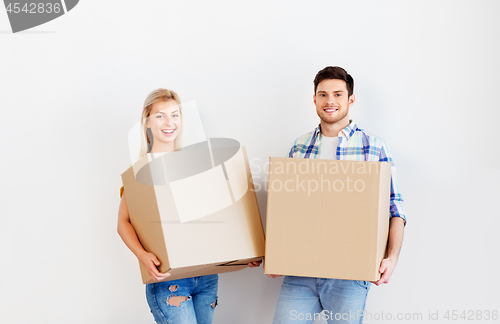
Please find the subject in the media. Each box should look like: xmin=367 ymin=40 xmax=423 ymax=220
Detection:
xmin=269 ymin=66 xmax=406 ymax=324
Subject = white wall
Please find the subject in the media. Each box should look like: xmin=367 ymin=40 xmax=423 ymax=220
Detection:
xmin=1 ymin=1 xmax=499 ymax=323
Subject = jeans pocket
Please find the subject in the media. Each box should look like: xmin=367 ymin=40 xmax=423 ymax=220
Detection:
xmin=355 ymin=280 xmax=369 ymax=289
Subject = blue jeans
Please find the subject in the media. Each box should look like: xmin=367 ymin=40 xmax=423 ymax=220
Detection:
xmin=146 ymin=274 xmax=218 ymax=324
xmin=273 ymin=276 xmax=371 ymax=324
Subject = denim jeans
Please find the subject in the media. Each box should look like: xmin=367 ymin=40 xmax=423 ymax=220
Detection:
xmin=273 ymin=276 xmax=371 ymax=324
xmin=146 ymin=274 xmax=218 ymax=324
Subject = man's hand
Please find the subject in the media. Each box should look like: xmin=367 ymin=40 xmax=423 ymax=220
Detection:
xmin=370 ymin=256 xmax=397 ymax=286
xmin=371 ymin=217 xmax=405 ymax=286
xmin=261 ymin=260 xmax=283 ymax=278
xmin=248 ymin=260 xmax=263 ymax=268
xmin=139 ymin=251 xmax=170 ymax=282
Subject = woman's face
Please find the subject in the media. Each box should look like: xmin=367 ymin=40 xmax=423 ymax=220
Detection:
xmin=147 ymin=99 xmax=182 ymax=150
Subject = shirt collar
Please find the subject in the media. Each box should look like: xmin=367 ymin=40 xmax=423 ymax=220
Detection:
xmin=315 ymin=120 xmax=358 ymax=141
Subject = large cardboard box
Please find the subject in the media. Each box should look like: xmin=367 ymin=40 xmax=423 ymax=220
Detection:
xmin=122 ymin=140 xmax=265 ymax=284
xmin=264 ymin=157 xmax=391 ymax=281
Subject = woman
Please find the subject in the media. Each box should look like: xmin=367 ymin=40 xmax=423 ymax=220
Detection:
xmin=117 ymin=88 xmax=220 ymax=324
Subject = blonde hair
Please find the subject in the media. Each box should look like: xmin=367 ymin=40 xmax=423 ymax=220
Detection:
xmin=139 ymin=88 xmax=183 ymax=157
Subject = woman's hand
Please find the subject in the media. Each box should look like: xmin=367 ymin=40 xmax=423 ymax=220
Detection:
xmin=247 ymin=259 xmax=263 ymax=268
xmin=139 ymin=251 xmax=170 ymax=282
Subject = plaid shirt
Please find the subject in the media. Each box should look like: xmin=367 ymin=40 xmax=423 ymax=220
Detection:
xmin=288 ymin=120 xmax=406 ymax=224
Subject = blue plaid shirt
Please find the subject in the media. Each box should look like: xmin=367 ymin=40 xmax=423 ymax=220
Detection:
xmin=288 ymin=120 xmax=406 ymax=224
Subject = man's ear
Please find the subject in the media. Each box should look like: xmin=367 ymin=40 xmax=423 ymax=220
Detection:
xmin=348 ymin=94 xmax=356 ymax=107
xmin=313 ymin=94 xmax=316 ymax=105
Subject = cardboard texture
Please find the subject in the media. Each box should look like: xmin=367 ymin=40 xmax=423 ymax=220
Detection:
xmin=122 ymin=143 xmax=265 ymax=284
xmin=264 ymin=157 xmax=391 ymax=281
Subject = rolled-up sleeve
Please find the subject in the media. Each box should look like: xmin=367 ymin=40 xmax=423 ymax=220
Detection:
xmin=379 ymin=142 xmax=407 ymax=225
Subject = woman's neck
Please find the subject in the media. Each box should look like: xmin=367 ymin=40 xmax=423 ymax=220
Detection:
xmin=150 ymin=142 xmax=175 ymax=153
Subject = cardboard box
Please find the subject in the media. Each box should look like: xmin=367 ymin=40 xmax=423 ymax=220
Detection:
xmin=264 ymin=157 xmax=391 ymax=281
xmin=122 ymin=141 xmax=265 ymax=284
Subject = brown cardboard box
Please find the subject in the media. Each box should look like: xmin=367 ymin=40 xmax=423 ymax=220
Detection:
xmin=264 ymin=157 xmax=391 ymax=281
xmin=122 ymin=142 xmax=265 ymax=284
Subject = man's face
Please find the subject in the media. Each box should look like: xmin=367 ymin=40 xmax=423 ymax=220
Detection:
xmin=314 ymin=79 xmax=355 ymax=126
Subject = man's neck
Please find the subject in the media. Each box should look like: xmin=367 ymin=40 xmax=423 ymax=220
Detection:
xmin=320 ymin=116 xmax=351 ymax=137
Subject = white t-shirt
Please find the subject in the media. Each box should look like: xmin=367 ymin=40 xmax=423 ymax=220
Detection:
xmin=319 ymin=134 xmax=339 ymax=160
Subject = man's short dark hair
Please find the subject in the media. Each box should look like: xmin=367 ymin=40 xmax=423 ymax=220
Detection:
xmin=313 ymin=66 xmax=354 ymax=97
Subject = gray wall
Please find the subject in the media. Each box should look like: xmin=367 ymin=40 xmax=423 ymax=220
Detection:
xmin=1 ymin=1 xmax=499 ymax=323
